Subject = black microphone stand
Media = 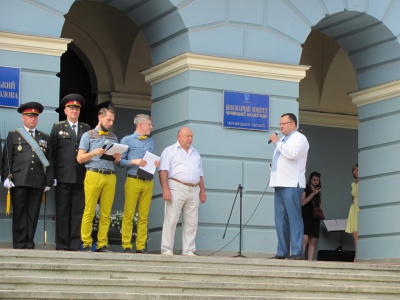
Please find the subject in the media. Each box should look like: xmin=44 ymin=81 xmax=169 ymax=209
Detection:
xmin=222 ymin=184 xmax=246 ymax=258
xmin=234 ymin=184 xmax=246 ymax=258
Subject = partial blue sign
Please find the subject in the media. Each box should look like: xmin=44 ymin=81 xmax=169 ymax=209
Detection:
xmin=0 ymin=65 xmax=20 ymax=108
xmin=223 ymin=91 xmax=269 ymax=131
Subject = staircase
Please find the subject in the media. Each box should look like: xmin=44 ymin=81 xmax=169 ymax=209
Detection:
xmin=0 ymin=248 xmax=399 ymax=299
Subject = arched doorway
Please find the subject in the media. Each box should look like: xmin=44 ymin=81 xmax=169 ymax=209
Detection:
xmin=61 ymin=0 xmax=152 ymax=112
xmin=58 ymin=47 xmax=98 ymax=127
xmin=59 ymin=1 xmax=153 ymax=213
xmin=297 ymin=11 xmax=400 ymax=260
xmin=298 ymin=30 xmax=359 ymax=258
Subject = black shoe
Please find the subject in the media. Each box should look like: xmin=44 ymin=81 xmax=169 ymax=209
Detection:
xmin=288 ymin=255 xmax=303 ymax=260
xmin=82 ymin=246 xmax=92 ymax=252
xmin=136 ymin=249 xmax=148 ymax=254
xmin=95 ymin=246 xmax=112 ymax=253
xmin=269 ymin=255 xmax=286 ymax=259
xmin=124 ymin=248 xmax=132 ymax=253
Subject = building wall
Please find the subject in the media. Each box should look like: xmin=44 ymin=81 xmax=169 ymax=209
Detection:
xmin=1 ymin=0 xmax=400 ymax=260
xmin=0 ymin=33 xmax=68 ymax=244
xmin=357 ymin=92 xmax=400 ymax=260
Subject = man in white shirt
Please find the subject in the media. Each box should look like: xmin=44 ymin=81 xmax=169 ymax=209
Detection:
xmin=159 ymin=127 xmax=206 ymax=256
xmin=269 ymin=113 xmax=309 ymax=260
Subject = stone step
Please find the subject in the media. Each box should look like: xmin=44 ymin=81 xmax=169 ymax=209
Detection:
xmin=0 ymin=290 xmax=377 ymax=300
xmin=0 ymin=261 xmax=399 ymax=287
xmin=1 ymin=250 xmax=399 ymax=277
xmin=0 ymin=249 xmax=399 ymax=299
xmin=1 ymin=276 xmax=399 ymax=299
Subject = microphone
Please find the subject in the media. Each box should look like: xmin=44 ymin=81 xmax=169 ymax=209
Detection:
xmin=268 ymin=131 xmax=279 ymax=144
xmin=102 ymin=139 xmax=110 ymax=149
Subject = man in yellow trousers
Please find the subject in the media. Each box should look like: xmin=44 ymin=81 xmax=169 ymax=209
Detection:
xmin=118 ymin=114 xmax=159 ymax=253
xmin=77 ymin=108 xmax=122 ymax=252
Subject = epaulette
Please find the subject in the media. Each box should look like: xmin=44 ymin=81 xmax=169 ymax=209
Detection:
xmin=37 ymin=130 xmax=49 ymax=138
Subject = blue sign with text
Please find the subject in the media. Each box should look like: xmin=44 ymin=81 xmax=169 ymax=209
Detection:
xmin=0 ymin=65 xmax=20 ymax=108
xmin=223 ymin=91 xmax=269 ymax=131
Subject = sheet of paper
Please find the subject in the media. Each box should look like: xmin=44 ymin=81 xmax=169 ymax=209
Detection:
xmin=105 ymin=143 xmax=128 ymax=155
xmin=336 ymin=219 xmax=348 ymax=231
xmin=139 ymin=151 xmax=160 ymax=175
xmin=323 ymin=219 xmax=348 ymax=232
xmin=323 ymin=220 xmax=340 ymax=232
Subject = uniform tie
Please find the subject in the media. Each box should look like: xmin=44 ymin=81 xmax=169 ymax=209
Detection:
xmin=138 ymin=135 xmax=147 ymax=140
xmin=72 ymin=124 xmax=77 ymax=136
xmin=99 ymin=130 xmax=108 ymax=136
xmin=29 ymin=130 xmax=34 ymax=137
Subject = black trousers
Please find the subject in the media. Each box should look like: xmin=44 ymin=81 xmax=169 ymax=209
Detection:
xmin=55 ymin=183 xmax=85 ymax=250
xmin=11 ymin=187 xmax=43 ymax=249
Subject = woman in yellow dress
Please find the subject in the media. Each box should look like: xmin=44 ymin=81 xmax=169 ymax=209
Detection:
xmin=345 ymin=163 xmax=359 ymax=262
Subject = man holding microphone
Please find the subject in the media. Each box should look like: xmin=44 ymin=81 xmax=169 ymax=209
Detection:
xmin=269 ymin=113 xmax=309 ymax=260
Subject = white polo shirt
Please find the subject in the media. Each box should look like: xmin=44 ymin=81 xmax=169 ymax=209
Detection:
xmin=159 ymin=141 xmax=203 ymax=184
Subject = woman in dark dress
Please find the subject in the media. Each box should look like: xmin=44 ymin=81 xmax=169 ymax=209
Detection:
xmin=301 ymin=171 xmax=322 ymax=260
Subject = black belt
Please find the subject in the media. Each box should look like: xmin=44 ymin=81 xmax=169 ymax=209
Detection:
xmin=87 ymin=167 xmax=115 ymax=175
xmin=127 ymin=174 xmax=152 ymax=181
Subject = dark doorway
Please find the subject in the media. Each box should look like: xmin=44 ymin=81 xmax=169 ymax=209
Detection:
xmin=58 ymin=47 xmax=99 ymax=128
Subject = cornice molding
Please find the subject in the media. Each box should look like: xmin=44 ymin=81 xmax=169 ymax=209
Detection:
xmin=350 ymin=80 xmax=400 ymax=107
xmin=109 ymin=92 xmax=151 ymax=110
xmin=0 ymin=31 xmax=71 ymax=57
xmin=142 ymin=53 xmax=310 ymax=85
xmin=300 ymin=111 xmax=359 ymax=129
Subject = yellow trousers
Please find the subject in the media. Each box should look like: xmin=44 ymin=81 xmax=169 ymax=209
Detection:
xmin=81 ymin=171 xmax=116 ymax=249
xmin=122 ymin=177 xmax=153 ymax=250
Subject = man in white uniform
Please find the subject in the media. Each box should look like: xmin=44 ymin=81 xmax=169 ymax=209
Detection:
xmin=269 ymin=113 xmax=309 ymax=260
xmin=159 ymin=127 xmax=206 ymax=256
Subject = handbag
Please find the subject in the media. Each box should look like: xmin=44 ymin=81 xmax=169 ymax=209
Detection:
xmin=313 ymin=206 xmax=325 ymax=220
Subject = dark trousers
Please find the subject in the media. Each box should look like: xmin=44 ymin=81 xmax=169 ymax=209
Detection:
xmin=55 ymin=183 xmax=85 ymax=250
xmin=11 ymin=187 xmax=43 ymax=249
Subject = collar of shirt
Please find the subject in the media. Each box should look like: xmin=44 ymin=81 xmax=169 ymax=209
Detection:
xmin=68 ymin=120 xmax=78 ymax=128
xmin=95 ymin=126 xmax=108 ymax=136
xmin=282 ymin=130 xmax=297 ymax=142
xmin=133 ymin=132 xmax=144 ymax=140
xmin=24 ymin=126 xmax=35 ymax=134
xmin=175 ymin=141 xmax=194 ymax=155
